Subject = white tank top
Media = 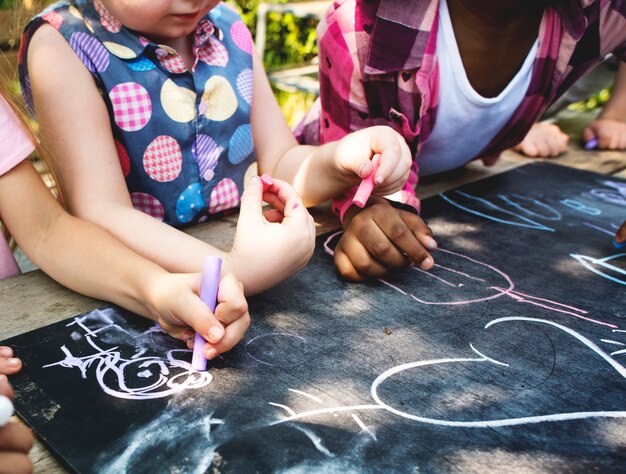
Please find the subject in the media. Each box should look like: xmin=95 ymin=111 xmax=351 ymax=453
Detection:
xmin=417 ymin=0 xmax=538 ymax=177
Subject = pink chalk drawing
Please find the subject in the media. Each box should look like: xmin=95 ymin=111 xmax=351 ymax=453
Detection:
xmin=43 ymin=308 xmax=212 ymax=400
xmin=324 ymin=231 xmax=616 ymax=328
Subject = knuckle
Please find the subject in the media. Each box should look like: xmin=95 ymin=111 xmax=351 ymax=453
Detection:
xmin=370 ymin=240 xmax=392 ymax=259
xmin=353 ymin=256 xmax=373 ymax=274
xmin=389 ymin=222 xmax=409 ymax=240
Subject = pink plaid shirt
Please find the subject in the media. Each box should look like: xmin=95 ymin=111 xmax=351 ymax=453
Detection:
xmin=297 ymin=0 xmax=626 ymax=218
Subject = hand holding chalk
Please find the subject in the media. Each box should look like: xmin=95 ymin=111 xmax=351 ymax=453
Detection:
xmin=192 ymin=257 xmax=223 ymax=372
xmin=0 ymin=395 xmax=14 ymax=427
xmin=353 ymin=154 xmax=381 ymax=208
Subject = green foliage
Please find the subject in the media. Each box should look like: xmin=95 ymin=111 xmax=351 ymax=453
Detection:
xmin=230 ymin=0 xmax=318 ymax=70
xmin=0 ymin=1 xmax=14 ymax=9
xmin=567 ymin=86 xmax=613 ymax=112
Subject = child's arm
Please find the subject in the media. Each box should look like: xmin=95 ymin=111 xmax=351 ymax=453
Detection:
xmin=0 ymin=160 xmax=248 ymax=357
xmin=249 ymin=52 xmax=412 ymax=207
xmin=27 ymin=25 xmax=313 ymax=296
xmin=583 ymin=61 xmax=626 ymax=150
xmin=0 ymin=348 xmax=20 ymax=376
xmin=248 ymin=52 xmax=435 ymax=280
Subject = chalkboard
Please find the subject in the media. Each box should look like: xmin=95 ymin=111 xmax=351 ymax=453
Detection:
xmin=4 ymin=162 xmax=626 ymax=473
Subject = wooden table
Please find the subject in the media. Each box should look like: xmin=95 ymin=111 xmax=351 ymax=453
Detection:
xmin=1 ymin=147 xmax=625 ymax=473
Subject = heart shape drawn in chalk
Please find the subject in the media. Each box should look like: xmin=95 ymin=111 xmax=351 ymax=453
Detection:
xmin=370 ymin=317 xmax=626 ymax=427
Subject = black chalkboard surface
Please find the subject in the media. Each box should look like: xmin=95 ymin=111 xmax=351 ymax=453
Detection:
xmin=4 ymin=163 xmax=626 ymax=473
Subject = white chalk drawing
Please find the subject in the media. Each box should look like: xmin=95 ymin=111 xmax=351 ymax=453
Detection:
xmin=570 ymin=253 xmax=626 ymax=286
xmin=439 ymin=191 xmax=559 ymax=231
xmin=270 ymin=317 xmax=626 ymax=429
xmin=99 ymin=404 xmax=223 ymax=474
xmin=43 ymin=308 xmax=212 ymax=400
xmin=244 ymin=332 xmax=308 ymax=367
xmin=588 ymin=180 xmax=626 ymax=207
xmin=324 ymin=232 xmax=616 ymax=328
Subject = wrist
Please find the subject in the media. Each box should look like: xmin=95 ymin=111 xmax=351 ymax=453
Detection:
xmin=323 ymin=141 xmax=361 ymax=188
xmin=598 ymin=101 xmax=626 ymax=122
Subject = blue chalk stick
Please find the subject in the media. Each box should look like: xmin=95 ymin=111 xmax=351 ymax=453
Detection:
xmin=613 ymin=240 xmax=626 ymax=249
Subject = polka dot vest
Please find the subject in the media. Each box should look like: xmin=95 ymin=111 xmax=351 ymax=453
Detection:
xmin=19 ymin=0 xmax=256 ymax=227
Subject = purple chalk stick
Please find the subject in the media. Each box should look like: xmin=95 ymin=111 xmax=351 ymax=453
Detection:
xmin=584 ymin=137 xmax=598 ymax=150
xmin=191 ymin=256 xmax=222 ymax=371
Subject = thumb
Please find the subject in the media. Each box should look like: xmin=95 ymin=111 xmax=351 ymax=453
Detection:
xmin=181 ymin=293 xmax=225 ymax=344
xmin=238 ymin=175 xmax=264 ymax=226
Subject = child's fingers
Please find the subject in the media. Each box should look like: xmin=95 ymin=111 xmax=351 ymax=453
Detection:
xmin=336 ymin=233 xmax=389 ymax=278
xmin=238 ymin=176 xmax=265 ymax=226
xmin=333 ymin=247 xmax=365 ymax=281
xmin=261 ymin=192 xmax=286 ymax=213
xmin=0 ymin=452 xmax=32 ymax=474
xmin=356 ymin=219 xmax=410 ymax=268
xmin=616 ymin=221 xmax=626 ymax=243
xmin=375 ymin=132 xmax=410 ymax=185
xmin=0 ymin=375 xmax=14 ymax=399
xmin=373 ymin=211 xmax=434 ymax=270
xmin=215 ymin=273 xmax=248 ymax=326
xmin=177 ymin=294 xmax=225 ymax=346
xmin=0 ymin=423 xmax=34 ymax=454
xmin=582 ymin=125 xmax=596 ymax=143
xmin=263 ymin=208 xmax=284 ymax=223
xmin=0 ymin=348 xmax=13 ymax=359
xmin=203 ymin=314 xmax=251 ymax=360
xmin=0 ymin=358 xmax=22 ymax=376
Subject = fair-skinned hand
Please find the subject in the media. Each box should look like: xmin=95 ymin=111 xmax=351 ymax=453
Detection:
xmin=616 ymin=221 xmax=626 ymax=244
xmin=0 ymin=348 xmax=21 ymax=376
xmin=514 ymin=122 xmax=569 ymax=157
xmin=149 ymin=272 xmax=250 ymax=361
xmin=228 ymin=176 xmax=316 ymax=295
xmin=583 ymin=118 xmax=626 ymax=150
xmin=0 ymin=376 xmax=34 ymax=474
xmin=332 ymin=126 xmax=412 ymax=196
xmin=334 ymin=197 xmax=436 ymax=281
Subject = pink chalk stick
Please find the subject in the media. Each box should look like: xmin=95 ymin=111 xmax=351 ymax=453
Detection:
xmin=191 ymin=256 xmax=222 ymax=372
xmin=260 ymin=174 xmax=274 ymax=191
xmin=353 ymin=154 xmax=381 ymax=208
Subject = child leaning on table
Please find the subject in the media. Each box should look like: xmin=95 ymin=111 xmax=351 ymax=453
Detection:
xmin=297 ymin=0 xmax=626 ymax=280
xmin=19 ymin=0 xmax=431 ymax=291
xmin=0 ymin=82 xmax=250 ymax=361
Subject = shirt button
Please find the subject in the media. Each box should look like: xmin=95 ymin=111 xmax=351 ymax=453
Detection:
xmin=199 ymin=102 xmax=208 ymax=115
xmin=155 ymin=48 xmax=169 ymax=58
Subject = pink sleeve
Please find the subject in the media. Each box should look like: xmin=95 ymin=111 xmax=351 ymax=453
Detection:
xmin=0 ymin=96 xmax=35 ymax=177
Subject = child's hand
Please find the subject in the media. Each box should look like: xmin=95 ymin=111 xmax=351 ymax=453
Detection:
xmin=583 ymin=119 xmax=626 ymax=150
xmin=333 ymin=126 xmax=412 ymax=196
xmin=0 ymin=348 xmax=21 ymax=376
xmin=616 ymin=221 xmax=626 ymax=245
xmin=334 ymin=197 xmax=436 ymax=281
xmin=0 ymin=377 xmax=33 ymax=474
xmin=513 ymin=122 xmax=569 ymax=157
xmin=150 ymin=272 xmax=250 ymax=360
xmin=228 ymin=176 xmax=316 ymax=295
